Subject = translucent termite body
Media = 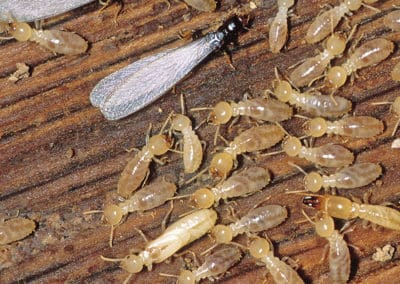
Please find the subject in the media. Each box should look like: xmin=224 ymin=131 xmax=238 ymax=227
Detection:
xmin=192 ymin=167 xmax=271 ymax=208
xmin=392 ymin=61 xmax=400 ymax=82
xmin=90 ymin=17 xmax=244 ymax=120
xmin=118 ymin=134 xmax=172 ymax=199
xmin=0 ymin=217 xmax=36 ymax=245
xmin=182 ymin=0 xmax=216 ymax=12
xmin=326 ymin=38 xmax=394 ymax=90
xmin=249 ymin=238 xmax=304 ymax=284
xmin=209 ymin=124 xmax=285 ymax=178
xmin=171 ymin=113 xmax=203 ymax=174
xmin=303 ymin=195 xmax=400 ymax=231
xmin=0 ymin=0 xmax=95 ymax=22
xmin=384 ymin=10 xmax=400 ymax=31
xmin=303 ymin=163 xmax=382 ymax=192
xmin=271 ymin=78 xmax=352 ymax=118
xmin=282 ymin=136 xmax=354 ymax=168
xmin=177 ymin=245 xmax=242 ymax=284
xmin=269 ymin=0 xmax=295 ymax=53
xmin=211 ymin=205 xmax=288 ymax=244
xmin=305 ymin=0 xmax=378 ymax=44
xmin=101 ymin=209 xmax=217 ymax=282
xmin=0 ymin=21 xmax=88 ymax=55
xmin=289 ymin=34 xmax=346 ymax=87
xmin=304 ymin=116 xmax=384 ymax=138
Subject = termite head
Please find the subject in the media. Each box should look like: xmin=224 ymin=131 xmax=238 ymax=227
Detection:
xmin=121 ymin=254 xmax=144 ymax=273
xmin=304 ymin=117 xmax=327 ymax=138
xmin=9 ymin=22 xmax=32 ymax=41
xmin=326 ymin=66 xmax=347 ymax=89
xmin=282 ymin=136 xmax=302 ymax=157
xmin=277 ymin=0 xmax=295 ymax=8
xmin=148 ymin=134 xmax=172 ymax=155
xmin=302 ymin=195 xmax=323 ymax=210
xmin=103 ymin=204 xmax=123 ymax=226
xmin=171 ymin=114 xmax=192 ymax=132
xmin=346 ymin=0 xmax=362 ymax=11
xmin=304 ymin=172 xmax=323 ymax=192
xmin=249 ymin=238 xmax=271 ymax=259
xmin=273 ymin=80 xmax=292 ymax=103
xmin=192 ymin=188 xmax=215 ymax=209
xmin=325 ymin=34 xmax=346 ymax=56
xmin=178 ymin=270 xmax=196 ymax=284
xmin=209 ymin=152 xmax=234 ymax=178
xmin=314 ymin=214 xmax=335 ymax=238
xmin=209 ymin=102 xmax=233 ymax=125
xmin=211 ymin=224 xmax=233 ymax=244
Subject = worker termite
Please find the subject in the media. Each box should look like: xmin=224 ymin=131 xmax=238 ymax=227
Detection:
xmin=190 ymin=166 xmax=271 ymax=209
xmin=294 ymin=162 xmax=382 ymax=193
xmin=249 ymin=237 xmax=304 ymax=284
xmin=269 ymin=70 xmax=352 ymax=118
xmin=101 ymin=209 xmax=217 ymax=284
xmin=183 ymin=0 xmax=216 ymax=12
xmin=392 ymin=61 xmax=400 ymax=82
xmin=85 ymin=180 xmax=177 ymax=247
xmin=118 ymin=122 xmax=172 ymax=199
xmin=0 ymin=216 xmax=36 ymax=245
xmin=302 ymin=212 xmax=351 ymax=284
xmin=305 ymin=0 xmax=379 ymax=44
xmin=384 ymin=10 xmax=400 ymax=32
xmin=211 ymin=205 xmax=288 ymax=244
xmin=303 ymin=116 xmax=384 ymax=138
xmin=209 ymin=124 xmax=285 ymax=178
xmin=371 ymin=97 xmax=400 ymax=136
xmin=289 ymin=34 xmax=346 ymax=87
xmin=303 ymin=194 xmax=400 ymax=231
xmin=0 ymin=21 xmax=88 ymax=55
xmin=326 ymin=38 xmax=394 ymax=91
xmin=282 ymin=136 xmax=354 ymax=168
xmin=269 ymin=0 xmax=295 ymax=53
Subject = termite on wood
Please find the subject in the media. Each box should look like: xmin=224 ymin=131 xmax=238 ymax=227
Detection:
xmin=269 ymin=0 xmax=295 ymax=53
xmin=0 ymin=216 xmax=36 ymax=245
xmin=371 ymin=97 xmax=400 ymax=136
xmin=384 ymin=10 xmax=400 ymax=31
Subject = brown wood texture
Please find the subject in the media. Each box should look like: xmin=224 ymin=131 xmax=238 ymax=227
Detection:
xmin=1 ymin=0 xmax=400 ymax=283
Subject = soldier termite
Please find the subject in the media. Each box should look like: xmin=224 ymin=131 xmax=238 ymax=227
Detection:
xmin=305 ymin=0 xmax=379 ymax=44
xmin=269 ymin=0 xmax=295 ymax=53
xmin=289 ymin=34 xmax=347 ymax=87
xmin=84 ymin=180 xmax=177 ymax=247
xmin=101 ymin=209 xmax=217 ymax=284
xmin=303 ymin=194 xmax=400 ymax=231
xmin=249 ymin=237 xmax=304 ymax=284
xmin=0 ymin=216 xmax=36 ymax=245
xmin=371 ymin=97 xmax=400 ymax=136
xmin=183 ymin=0 xmax=216 ymax=12
xmin=282 ymin=136 xmax=354 ymax=168
xmin=211 ymin=205 xmax=288 ymax=244
xmin=190 ymin=166 xmax=271 ymax=209
xmin=90 ymin=16 xmax=245 ymax=120
xmin=303 ymin=116 xmax=384 ymax=138
xmin=326 ymin=38 xmax=394 ymax=92
xmin=209 ymin=124 xmax=285 ymax=178
xmin=302 ymin=212 xmax=351 ymax=284
xmin=0 ymin=21 xmax=88 ymax=55
xmin=384 ymin=10 xmax=400 ymax=32
xmin=268 ymin=69 xmax=352 ymax=118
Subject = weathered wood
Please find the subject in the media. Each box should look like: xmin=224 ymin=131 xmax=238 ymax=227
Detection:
xmin=1 ymin=0 xmax=399 ymax=283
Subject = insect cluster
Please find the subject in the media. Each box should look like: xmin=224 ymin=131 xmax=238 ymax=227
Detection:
xmin=1 ymin=0 xmax=400 ymax=283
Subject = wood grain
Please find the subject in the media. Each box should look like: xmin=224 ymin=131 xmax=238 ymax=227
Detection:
xmin=1 ymin=0 xmax=399 ymax=283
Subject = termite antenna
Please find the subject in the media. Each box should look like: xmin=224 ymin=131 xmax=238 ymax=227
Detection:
xmin=287 ymin=162 xmax=307 ymax=175
xmin=83 ymin=210 xmax=104 ymax=215
xmin=201 ymin=243 xmax=218 ymax=256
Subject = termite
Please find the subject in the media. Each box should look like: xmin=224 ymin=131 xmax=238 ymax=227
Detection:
xmin=0 ymin=217 xmax=36 ymax=245
xmin=303 ymin=194 xmax=400 ymax=231
xmin=269 ymin=70 xmax=352 ymax=118
xmin=249 ymin=237 xmax=304 ymax=284
xmin=289 ymin=34 xmax=346 ymax=87
xmin=392 ymin=61 xmax=400 ymax=82
xmin=384 ymin=10 xmax=400 ymax=32
xmin=191 ymin=166 xmax=271 ymax=209
xmin=371 ymin=97 xmax=400 ymax=136
xmin=85 ymin=180 xmax=177 ymax=247
xmin=0 ymin=21 xmax=88 ymax=55
xmin=118 ymin=123 xmax=172 ymax=199
xmin=211 ymin=205 xmax=288 ymax=244
xmin=302 ymin=212 xmax=351 ymax=284
xmin=182 ymin=0 xmax=216 ymax=12
xmin=305 ymin=0 xmax=379 ymax=44
xmin=326 ymin=38 xmax=394 ymax=91
xmin=209 ymin=124 xmax=285 ymax=178
xmin=303 ymin=116 xmax=384 ymax=138
xmin=101 ymin=209 xmax=217 ymax=284
xmin=282 ymin=136 xmax=354 ymax=168
xmin=176 ymin=245 xmax=242 ymax=284
xmin=269 ymin=0 xmax=295 ymax=53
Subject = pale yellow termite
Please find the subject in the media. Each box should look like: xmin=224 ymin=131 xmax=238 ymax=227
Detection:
xmin=269 ymin=71 xmax=352 ymax=118
xmin=183 ymin=0 xmax=216 ymax=12
xmin=211 ymin=205 xmax=288 ymax=244
xmin=209 ymin=124 xmax=285 ymax=178
xmin=392 ymin=61 xmax=400 ymax=82
xmin=269 ymin=0 xmax=295 ymax=53
xmin=306 ymin=0 xmax=379 ymax=44
xmin=303 ymin=194 xmax=400 ymax=231
xmin=282 ymin=136 xmax=354 ymax=168
xmin=304 ymin=116 xmax=384 ymax=138
xmin=384 ymin=10 xmax=400 ymax=31
xmin=101 ymin=209 xmax=217 ymax=284
xmin=0 ymin=217 xmax=36 ymax=245
xmin=85 ymin=180 xmax=177 ymax=247
xmin=0 ymin=21 xmax=88 ymax=55
xmin=249 ymin=238 xmax=304 ymax=284
xmin=191 ymin=166 xmax=271 ymax=208
xmin=289 ymin=34 xmax=346 ymax=87
xmin=177 ymin=245 xmax=242 ymax=284
xmin=326 ymin=38 xmax=394 ymax=91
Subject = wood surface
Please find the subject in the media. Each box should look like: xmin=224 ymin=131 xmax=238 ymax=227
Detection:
xmin=1 ymin=0 xmax=400 ymax=283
